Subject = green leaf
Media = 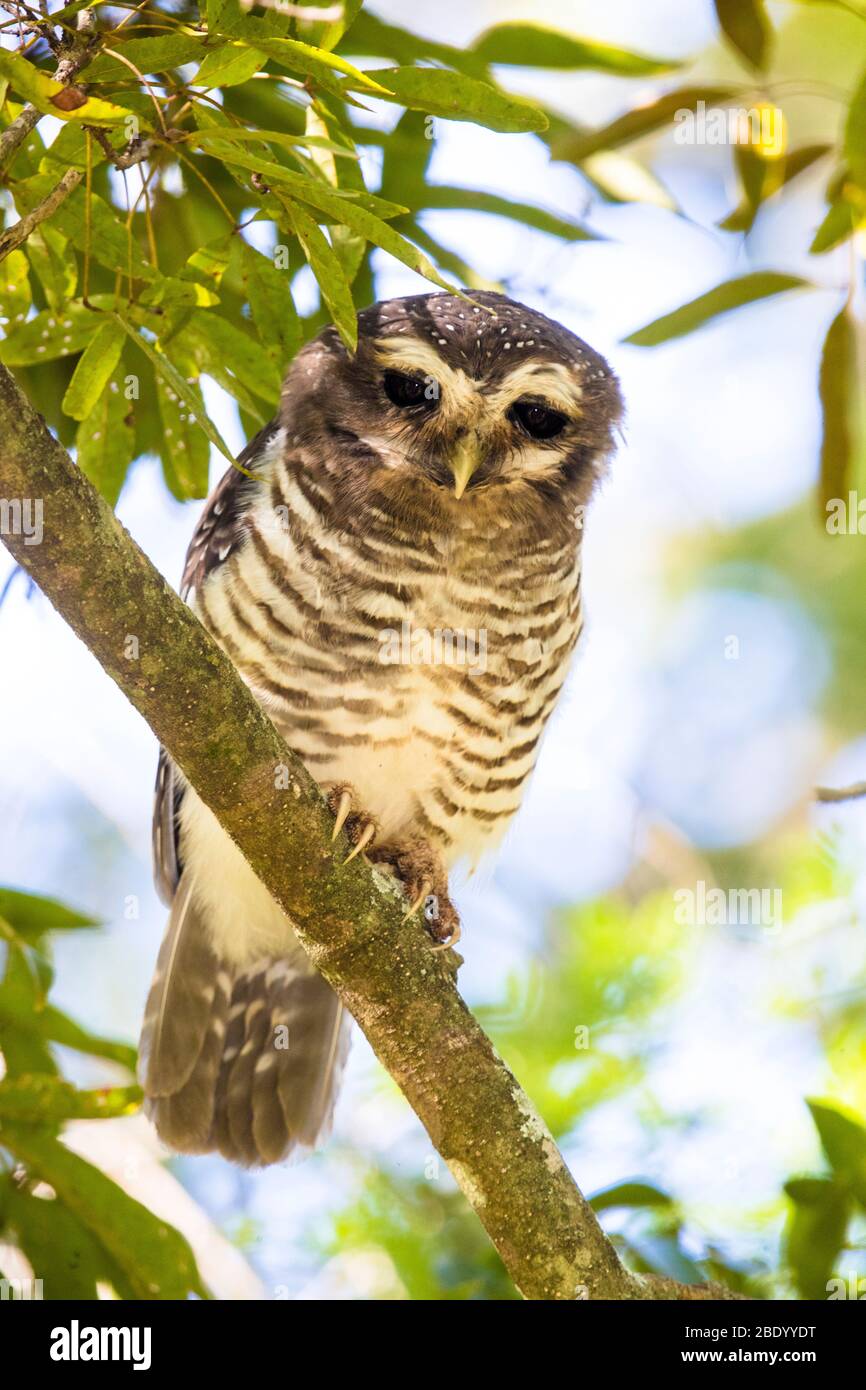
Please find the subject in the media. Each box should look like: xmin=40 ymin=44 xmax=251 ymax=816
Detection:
xmin=179 ymin=309 xmax=282 ymax=408
xmin=785 ymin=1179 xmax=850 ymax=1298
xmin=846 ymin=68 xmax=866 ymax=187
xmin=192 ymin=126 xmax=357 ymax=158
xmin=192 ymin=137 xmax=407 ymax=222
xmin=0 ymin=49 xmax=137 ymax=126
xmin=76 ymin=378 xmax=136 ymax=507
xmin=278 ymin=196 xmax=357 ymax=349
xmin=5 ymin=1184 xmax=138 ymax=1299
xmin=0 ymin=1075 xmax=141 ymax=1123
xmin=472 ymin=23 xmax=680 ymax=76
xmin=25 ymin=224 xmax=77 ymax=309
xmin=0 ymin=887 xmax=98 ymax=940
xmin=113 ymin=311 xmax=236 ymax=468
xmin=818 ymin=308 xmax=858 ymax=510
xmin=244 ymin=33 xmax=393 ymax=95
xmin=3 ymin=1128 xmax=206 ymax=1299
xmin=156 ymin=374 xmax=212 ymax=501
xmin=304 ymin=0 xmax=364 ymax=52
xmin=552 ymin=86 xmax=738 ymax=163
xmin=87 ymin=34 xmax=208 ymax=81
xmin=590 ymin=1181 xmax=675 ymax=1212
xmin=0 ymin=247 xmax=31 ymax=323
xmin=714 ymin=0 xmax=772 ymax=71
xmin=419 ymin=185 xmax=599 ymax=240
xmin=13 ymin=176 xmax=160 ymax=283
xmin=808 ymin=1098 xmax=866 ymax=1202
xmin=622 ymin=271 xmax=809 ymax=345
xmin=240 ymin=241 xmax=300 ymax=370
xmin=784 ymin=1175 xmax=837 ymax=1204
xmin=350 ymin=66 xmax=548 ymax=134
xmin=810 ymin=192 xmax=861 ymax=252
xmin=61 ymin=318 xmax=126 ymax=422
xmin=340 ymin=10 xmax=488 ymax=77
xmin=195 ymin=41 xmax=268 ymax=88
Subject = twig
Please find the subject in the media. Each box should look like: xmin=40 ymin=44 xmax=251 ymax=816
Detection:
xmin=0 ymin=363 xmax=745 ymax=1303
xmin=0 ymin=165 xmax=81 ymax=263
xmin=816 ymin=781 xmax=866 ymax=803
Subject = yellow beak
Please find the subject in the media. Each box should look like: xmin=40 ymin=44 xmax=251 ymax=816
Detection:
xmin=449 ymin=433 xmax=482 ymax=500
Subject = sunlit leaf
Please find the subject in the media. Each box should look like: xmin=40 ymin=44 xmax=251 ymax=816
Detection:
xmin=0 ymin=1075 xmax=141 ymax=1123
xmin=87 ymin=34 xmax=208 ymax=81
xmin=0 ymin=247 xmax=31 ymax=323
xmin=808 ymin=1098 xmax=866 ymax=1202
xmin=622 ymin=271 xmax=809 ymax=346
xmin=195 ymin=42 xmax=268 ymax=88
xmin=348 ymin=66 xmax=548 ymax=133
xmin=277 ymin=196 xmax=357 ymax=349
xmin=61 ymin=317 xmax=126 ymax=422
xmin=0 ymin=49 xmax=137 ymax=126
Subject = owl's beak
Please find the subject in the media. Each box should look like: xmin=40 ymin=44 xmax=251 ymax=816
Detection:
xmin=449 ymin=432 xmax=482 ymax=500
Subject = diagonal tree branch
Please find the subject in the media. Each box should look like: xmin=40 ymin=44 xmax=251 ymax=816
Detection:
xmin=0 ymin=363 xmax=742 ymax=1301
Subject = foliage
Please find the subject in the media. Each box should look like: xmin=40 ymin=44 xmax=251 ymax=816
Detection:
xmin=0 ymin=887 xmax=205 ymax=1299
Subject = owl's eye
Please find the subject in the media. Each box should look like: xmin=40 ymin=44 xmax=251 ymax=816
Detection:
xmin=509 ymin=398 xmax=567 ymax=441
xmin=383 ymin=370 xmax=435 ymax=409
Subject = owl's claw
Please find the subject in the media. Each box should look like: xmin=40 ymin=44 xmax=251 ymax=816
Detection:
xmin=344 ymin=820 xmax=376 ymax=863
xmin=330 ymin=789 xmax=353 ymax=843
xmin=430 ymin=921 xmax=462 ymax=952
xmin=325 ymin=783 xmax=378 ymax=862
xmin=401 ymin=879 xmax=433 ymax=923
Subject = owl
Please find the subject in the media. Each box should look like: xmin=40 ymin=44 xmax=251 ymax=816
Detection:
xmin=141 ymin=290 xmax=622 ymax=1166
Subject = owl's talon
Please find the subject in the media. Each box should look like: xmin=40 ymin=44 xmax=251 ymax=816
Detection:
xmin=401 ymin=879 xmax=433 ymax=923
xmin=344 ymin=821 xmax=376 ymax=863
xmin=430 ymin=921 xmax=462 ymax=951
xmin=330 ymin=789 xmax=353 ymax=843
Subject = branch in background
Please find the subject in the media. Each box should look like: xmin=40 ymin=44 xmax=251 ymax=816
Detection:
xmin=816 ymin=781 xmax=866 ymax=803
xmin=0 ymin=164 xmax=81 ymax=262
xmin=0 ymin=10 xmax=98 ymax=172
xmin=0 ymin=365 xmax=743 ymax=1302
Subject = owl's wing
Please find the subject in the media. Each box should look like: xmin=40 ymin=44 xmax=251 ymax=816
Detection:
xmin=152 ymin=418 xmax=281 ymax=903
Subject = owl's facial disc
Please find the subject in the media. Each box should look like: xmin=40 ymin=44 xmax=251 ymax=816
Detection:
xmin=372 ymin=339 xmax=583 ymax=499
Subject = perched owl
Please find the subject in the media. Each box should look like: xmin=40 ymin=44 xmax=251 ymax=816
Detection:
xmin=141 ymin=290 xmax=622 ymax=1166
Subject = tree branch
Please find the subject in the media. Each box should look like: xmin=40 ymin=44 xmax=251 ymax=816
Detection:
xmin=0 ymin=364 xmax=742 ymax=1301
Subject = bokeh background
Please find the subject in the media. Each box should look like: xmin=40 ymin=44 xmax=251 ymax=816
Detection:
xmin=2 ymin=0 xmax=865 ymax=1299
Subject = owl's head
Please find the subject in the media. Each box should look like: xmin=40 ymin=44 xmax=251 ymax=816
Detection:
xmin=281 ymin=290 xmax=622 ymax=529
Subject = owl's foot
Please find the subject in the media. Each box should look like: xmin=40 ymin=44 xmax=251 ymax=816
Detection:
xmin=370 ymin=838 xmax=461 ymax=950
xmin=325 ymin=783 xmax=378 ymax=864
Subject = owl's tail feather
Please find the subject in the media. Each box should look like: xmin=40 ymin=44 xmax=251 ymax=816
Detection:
xmin=139 ymin=878 xmax=350 ymax=1166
